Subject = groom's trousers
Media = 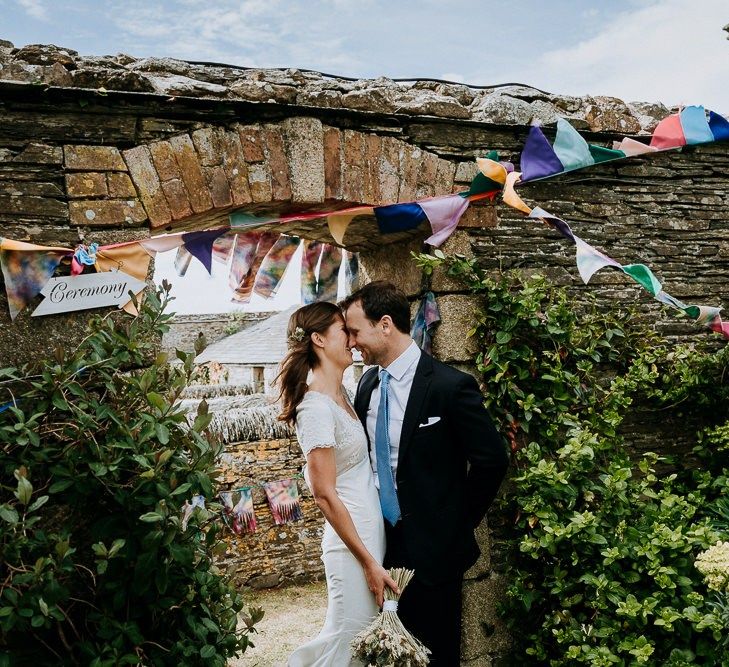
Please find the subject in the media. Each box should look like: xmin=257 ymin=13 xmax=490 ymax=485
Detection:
xmin=384 ymin=521 xmax=463 ymax=666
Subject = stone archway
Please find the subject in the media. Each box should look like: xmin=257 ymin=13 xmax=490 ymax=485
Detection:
xmin=66 ymin=117 xmax=459 ymax=249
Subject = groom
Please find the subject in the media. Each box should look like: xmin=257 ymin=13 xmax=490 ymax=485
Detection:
xmin=341 ymin=281 xmax=508 ymax=665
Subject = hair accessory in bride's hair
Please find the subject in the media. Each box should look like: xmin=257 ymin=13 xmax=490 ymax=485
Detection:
xmin=288 ymin=326 xmax=307 ymax=346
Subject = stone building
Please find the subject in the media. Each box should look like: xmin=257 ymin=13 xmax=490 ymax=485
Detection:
xmin=194 ymin=306 xmax=364 ymax=393
xmin=1 ymin=41 xmax=728 ymax=664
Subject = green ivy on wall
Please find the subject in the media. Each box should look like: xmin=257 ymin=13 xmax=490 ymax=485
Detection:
xmin=414 ymin=250 xmax=729 ymax=666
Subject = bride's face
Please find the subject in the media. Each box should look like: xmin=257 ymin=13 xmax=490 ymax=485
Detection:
xmin=318 ymin=315 xmax=354 ymax=369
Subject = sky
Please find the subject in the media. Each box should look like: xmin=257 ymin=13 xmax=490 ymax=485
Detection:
xmin=4 ymin=0 xmax=728 ymax=313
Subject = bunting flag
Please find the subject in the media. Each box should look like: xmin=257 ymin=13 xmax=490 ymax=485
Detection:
xmin=421 ymin=195 xmax=471 ymax=247
xmin=94 ymin=243 xmax=151 ymax=315
xmin=220 ymin=489 xmax=257 ymax=535
xmin=252 ymin=234 xmax=301 ymax=299
xmin=212 ymin=232 xmax=236 ymax=266
xmin=316 ymin=244 xmax=343 ymax=302
xmin=181 ymin=495 xmax=206 ymax=531
xmin=231 ymin=232 xmax=278 ymax=304
xmin=71 ymin=243 xmax=99 ymax=276
xmin=182 ymin=229 xmax=228 ymax=274
xmin=0 ymin=238 xmax=70 ymax=320
xmin=228 ymin=232 xmax=261 ymax=295
xmin=501 ymin=173 xmax=729 ymax=341
xmin=263 ymin=479 xmax=303 ymax=525
xmin=232 ymin=488 xmax=257 ymax=534
xmin=138 ymin=232 xmax=186 ymax=254
xmin=343 ymin=250 xmax=359 ymax=296
xmin=411 ymin=291 xmax=441 ymax=355
xmin=300 ymin=239 xmax=322 ymax=305
xmin=173 ymin=246 xmax=193 ymax=276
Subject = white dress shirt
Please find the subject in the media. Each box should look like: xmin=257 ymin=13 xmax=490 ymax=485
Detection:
xmin=367 ymin=340 xmax=421 ymax=489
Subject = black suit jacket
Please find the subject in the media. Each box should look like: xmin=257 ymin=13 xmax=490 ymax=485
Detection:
xmin=354 ymin=350 xmax=508 ymax=586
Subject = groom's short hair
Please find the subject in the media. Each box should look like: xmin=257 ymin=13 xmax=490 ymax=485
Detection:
xmin=340 ymin=281 xmax=410 ymax=334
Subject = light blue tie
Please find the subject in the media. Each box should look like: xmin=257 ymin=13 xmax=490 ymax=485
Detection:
xmin=375 ymin=369 xmax=401 ymax=525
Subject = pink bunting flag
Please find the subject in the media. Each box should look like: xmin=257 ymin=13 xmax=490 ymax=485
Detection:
xmin=421 ymin=195 xmax=471 ymax=247
xmin=650 ymin=113 xmax=687 ymax=150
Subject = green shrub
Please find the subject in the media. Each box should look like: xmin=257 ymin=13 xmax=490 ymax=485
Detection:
xmin=0 ymin=285 xmax=260 ymax=666
xmin=414 ymin=251 xmax=729 ymax=665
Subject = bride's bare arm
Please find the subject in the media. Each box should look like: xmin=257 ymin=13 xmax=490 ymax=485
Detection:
xmin=306 ymin=447 xmax=398 ymax=607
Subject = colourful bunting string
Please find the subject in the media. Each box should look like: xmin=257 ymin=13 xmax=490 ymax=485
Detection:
xmin=228 ymin=231 xmax=261 ymax=296
xmin=502 ymin=174 xmax=729 ymax=341
xmin=520 ymin=105 xmax=729 ymax=183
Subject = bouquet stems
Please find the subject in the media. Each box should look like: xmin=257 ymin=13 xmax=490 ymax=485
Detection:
xmin=351 ymin=567 xmax=431 ymax=666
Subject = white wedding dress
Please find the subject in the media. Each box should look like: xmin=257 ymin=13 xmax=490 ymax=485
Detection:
xmin=289 ymin=390 xmax=385 ymax=667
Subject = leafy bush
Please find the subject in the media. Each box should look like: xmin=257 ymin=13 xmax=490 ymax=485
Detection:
xmin=0 ymin=285 xmax=260 ymax=666
xmin=414 ymin=251 xmax=729 ymax=665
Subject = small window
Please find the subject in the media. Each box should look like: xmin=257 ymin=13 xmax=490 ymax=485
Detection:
xmin=252 ymin=366 xmax=265 ymax=393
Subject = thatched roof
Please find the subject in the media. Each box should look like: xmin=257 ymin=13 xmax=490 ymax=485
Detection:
xmin=180 ymin=393 xmax=293 ymax=443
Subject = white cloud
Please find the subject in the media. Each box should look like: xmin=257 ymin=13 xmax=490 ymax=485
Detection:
xmin=492 ymin=0 xmax=729 ymax=113
xmin=16 ymin=0 xmax=47 ymax=20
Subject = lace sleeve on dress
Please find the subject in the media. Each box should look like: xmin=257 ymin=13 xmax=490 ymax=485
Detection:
xmin=295 ymin=397 xmax=337 ymax=457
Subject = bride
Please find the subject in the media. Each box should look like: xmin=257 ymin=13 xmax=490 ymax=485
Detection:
xmin=277 ymin=302 xmax=398 ymax=666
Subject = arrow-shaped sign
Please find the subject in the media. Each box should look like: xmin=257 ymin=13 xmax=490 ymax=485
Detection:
xmin=32 ymin=270 xmax=147 ymax=317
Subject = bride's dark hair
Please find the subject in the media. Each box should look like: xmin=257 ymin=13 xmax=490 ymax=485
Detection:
xmin=276 ymin=301 xmax=344 ymax=425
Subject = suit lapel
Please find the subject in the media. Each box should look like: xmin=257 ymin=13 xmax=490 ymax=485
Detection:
xmin=355 ymin=367 xmax=378 ymax=450
xmin=397 ymin=351 xmax=433 ymax=468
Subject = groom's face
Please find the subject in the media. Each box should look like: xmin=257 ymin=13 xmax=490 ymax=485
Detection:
xmin=343 ymin=302 xmax=386 ymax=366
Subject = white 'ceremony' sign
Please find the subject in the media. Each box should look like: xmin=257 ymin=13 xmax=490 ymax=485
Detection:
xmin=32 ymin=271 xmax=146 ymax=317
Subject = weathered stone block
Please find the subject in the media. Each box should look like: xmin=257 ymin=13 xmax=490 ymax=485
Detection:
xmin=64 ymin=145 xmax=126 ymax=171
xmin=398 ymin=144 xmax=420 ymax=202
xmin=236 ymin=124 xmax=266 ymax=163
xmin=358 ymin=235 xmax=424 ymax=298
xmin=431 ymin=230 xmax=474 ymax=293
xmin=379 ymin=136 xmax=401 ymax=204
xmin=161 ymin=179 xmax=193 ymax=220
xmin=0 ymin=195 xmax=67 ymax=219
xmin=203 ymin=165 xmax=233 ymax=208
xmin=262 ymin=125 xmax=292 ymax=201
xmin=459 ymin=205 xmax=498 ymax=229
xmin=218 ymin=130 xmax=252 ymax=206
xmin=149 ymin=140 xmax=182 ymax=182
xmin=323 ymin=126 xmax=342 ymax=200
xmin=122 ymin=145 xmax=172 ymax=227
xmin=432 ymin=294 xmax=481 ymax=363
xmin=65 ymin=172 xmax=107 ymax=198
xmin=247 ymin=162 xmax=273 ymax=203
xmin=69 ymin=199 xmax=147 ymax=226
xmin=342 ymin=130 xmax=364 ymax=203
xmin=11 ymin=143 xmax=63 ymax=165
xmin=282 ymin=117 xmax=325 ymax=203
xmin=415 ymin=150 xmax=439 ymax=199
xmin=106 ymin=172 xmax=137 ymax=198
xmin=167 ymin=134 xmax=213 ymax=214
xmin=191 ymin=127 xmax=222 ymax=167
xmin=362 ymin=134 xmax=382 ymax=204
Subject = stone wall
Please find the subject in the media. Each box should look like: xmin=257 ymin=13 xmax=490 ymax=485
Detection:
xmin=216 ymin=437 xmax=324 ymax=589
xmin=161 ymin=312 xmax=268 ymax=355
xmin=1 ymin=42 xmax=727 ymax=665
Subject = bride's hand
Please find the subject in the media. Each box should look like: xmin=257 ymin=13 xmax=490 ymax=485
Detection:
xmin=363 ymin=560 xmax=400 ymax=608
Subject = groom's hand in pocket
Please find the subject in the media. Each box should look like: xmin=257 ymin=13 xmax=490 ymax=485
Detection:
xmin=364 ymin=560 xmax=400 ymax=608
